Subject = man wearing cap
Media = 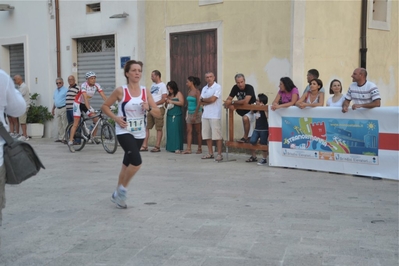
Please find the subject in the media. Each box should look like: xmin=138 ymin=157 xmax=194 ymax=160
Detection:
xmin=52 ymin=77 xmax=68 ymax=143
xmin=67 ymin=71 xmax=107 ymax=152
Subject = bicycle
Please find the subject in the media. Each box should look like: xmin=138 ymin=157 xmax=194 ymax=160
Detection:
xmin=65 ymin=110 xmax=118 ymax=154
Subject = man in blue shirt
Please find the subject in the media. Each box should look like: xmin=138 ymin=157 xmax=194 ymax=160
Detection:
xmin=52 ymin=77 xmax=68 ymax=143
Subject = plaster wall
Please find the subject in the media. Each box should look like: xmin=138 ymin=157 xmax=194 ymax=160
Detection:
xmin=59 ymin=0 xmax=146 ymax=88
xmin=303 ymin=0 xmax=398 ymax=107
xmin=145 ymin=0 xmax=292 ymax=142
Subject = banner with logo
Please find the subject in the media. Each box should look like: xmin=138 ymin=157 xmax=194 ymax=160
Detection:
xmin=268 ymin=107 xmax=398 ymax=180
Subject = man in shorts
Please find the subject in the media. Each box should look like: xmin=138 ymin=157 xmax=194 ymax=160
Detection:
xmin=224 ymin=73 xmax=256 ymax=143
xmin=141 ymin=70 xmax=167 ymax=152
xmin=200 ymin=72 xmax=223 ymax=162
xmin=13 ymin=75 xmax=30 ymax=141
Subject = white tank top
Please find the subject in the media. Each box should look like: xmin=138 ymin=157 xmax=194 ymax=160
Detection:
xmin=115 ymin=85 xmax=147 ymax=139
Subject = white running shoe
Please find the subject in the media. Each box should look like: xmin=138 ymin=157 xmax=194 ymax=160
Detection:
xmin=67 ymin=140 xmax=75 ymax=153
xmin=111 ymin=190 xmax=127 ymax=209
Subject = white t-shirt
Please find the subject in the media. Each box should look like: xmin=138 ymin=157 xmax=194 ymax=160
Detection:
xmin=201 ymin=82 xmax=222 ymax=119
xmin=150 ymin=82 xmax=167 ymax=107
xmin=345 ymin=81 xmax=381 ymax=105
xmin=18 ymin=82 xmax=30 ymax=107
xmin=326 ymin=95 xmax=346 ymax=107
xmin=0 ymin=70 xmax=27 ymax=165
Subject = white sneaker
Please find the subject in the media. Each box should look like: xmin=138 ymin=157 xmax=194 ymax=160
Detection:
xmin=12 ymin=134 xmax=21 ymax=139
xmin=18 ymin=136 xmax=28 ymax=141
xmin=67 ymin=140 xmax=75 ymax=153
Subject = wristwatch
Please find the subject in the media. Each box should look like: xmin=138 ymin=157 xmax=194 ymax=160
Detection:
xmin=148 ymin=106 xmax=152 ymax=112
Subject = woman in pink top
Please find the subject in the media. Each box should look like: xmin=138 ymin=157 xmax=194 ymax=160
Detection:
xmin=271 ymin=77 xmax=299 ymax=111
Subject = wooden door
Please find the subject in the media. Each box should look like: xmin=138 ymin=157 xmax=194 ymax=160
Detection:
xmin=170 ymin=29 xmax=217 ymax=144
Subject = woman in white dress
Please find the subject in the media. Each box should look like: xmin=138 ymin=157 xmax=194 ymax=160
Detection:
xmin=326 ymin=79 xmax=345 ymax=107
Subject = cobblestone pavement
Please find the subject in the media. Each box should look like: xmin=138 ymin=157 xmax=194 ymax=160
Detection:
xmin=0 ymin=138 xmax=398 ymax=266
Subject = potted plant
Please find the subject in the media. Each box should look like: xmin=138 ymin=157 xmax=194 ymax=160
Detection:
xmin=27 ymin=93 xmax=53 ymax=138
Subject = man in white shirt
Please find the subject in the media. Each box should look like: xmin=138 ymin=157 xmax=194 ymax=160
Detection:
xmin=13 ymin=75 xmax=30 ymax=141
xmin=200 ymin=72 xmax=223 ymax=162
xmin=142 ymin=70 xmax=167 ymax=152
xmin=342 ymin=68 xmax=381 ymax=113
xmin=0 ymin=70 xmax=26 ymax=239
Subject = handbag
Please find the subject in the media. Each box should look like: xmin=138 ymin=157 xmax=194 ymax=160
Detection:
xmin=0 ymin=121 xmax=45 ymax=185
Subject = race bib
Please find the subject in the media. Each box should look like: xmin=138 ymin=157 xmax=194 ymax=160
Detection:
xmin=126 ymin=117 xmax=144 ymax=132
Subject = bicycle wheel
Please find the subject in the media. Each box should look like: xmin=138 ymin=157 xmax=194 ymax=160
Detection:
xmin=101 ymin=122 xmax=117 ymax=154
xmin=65 ymin=122 xmax=86 ymax=151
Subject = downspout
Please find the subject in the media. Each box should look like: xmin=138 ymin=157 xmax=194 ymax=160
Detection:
xmin=360 ymin=0 xmax=368 ymax=68
xmin=55 ymin=0 xmax=61 ymax=77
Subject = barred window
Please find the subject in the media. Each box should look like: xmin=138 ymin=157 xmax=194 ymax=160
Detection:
xmin=78 ymin=36 xmax=115 ymax=53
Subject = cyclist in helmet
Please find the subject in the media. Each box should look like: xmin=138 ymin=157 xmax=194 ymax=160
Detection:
xmin=67 ymin=71 xmax=107 ymax=152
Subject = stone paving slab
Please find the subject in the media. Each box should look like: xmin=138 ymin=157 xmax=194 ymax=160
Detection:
xmin=0 ymin=138 xmax=398 ymax=266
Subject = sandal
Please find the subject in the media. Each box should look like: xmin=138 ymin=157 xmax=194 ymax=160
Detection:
xmin=246 ymin=156 xmax=258 ymax=162
xmin=215 ymin=154 xmax=223 ymax=162
xmin=175 ymin=150 xmax=182 ymax=154
xmin=237 ymin=137 xmax=250 ymax=143
xmin=182 ymin=150 xmax=192 ymax=154
xmin=140 ymin=146 xmax=148 ymax=152
xmin=201 ymin=154 xmax=214 ymax=159
xmin=196 ymin=149 xmax=202 ymax=154
xmin=151 ymin=146 xmax=161 ymax=152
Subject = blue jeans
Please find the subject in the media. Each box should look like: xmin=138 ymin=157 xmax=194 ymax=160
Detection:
xmin=250 ymin=130 xmax=269 ymax=145
xmin=66 ymin=109 xmax=74 ymax=124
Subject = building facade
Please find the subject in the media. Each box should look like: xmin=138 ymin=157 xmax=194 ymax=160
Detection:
xmin=0 ymin=0 xmax=397 ymax=140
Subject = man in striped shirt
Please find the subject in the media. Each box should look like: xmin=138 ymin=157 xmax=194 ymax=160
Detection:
xmin=342 ymin=68 xmax=381 ymax=113
xmin=66 ymin=75 xmax=80 ymax=125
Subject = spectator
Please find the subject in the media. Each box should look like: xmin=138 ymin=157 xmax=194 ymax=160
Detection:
xmin=52 ymin=77 xmax=68 ymax=143
xmin=6 ymin=115 xmax=19 ymax=138
xmin=326 ymin=79 xmax=345 ymax=107
xmin=342 ymin=68 xmax=381 ymax=113
xmin=182 ymin=76 xmax=202 ymax=154
xmin=200 ymin=72 xmax=223 ymax=162
xmin=0 ymin=69 xmax=26 ymax=240
xmin=66 ymin=75 xmax=80 ymax=124
xmin=224 ymin=73 xmax=256 ymax=143
xmin=13 ymin=75 xmax=30 ymax=141
xmin=271 ymin=77 xmax=299 ymax=111
xmin=295 ymin=78 xmax=324 ymax=108
xmin=302 ymin=69 xmax=325 ymax=96
xmin=246 ymin=93 xmax=269 ymax=165
xmin=141 ymin=70 xmax=167 ymax=152
xmin=165 ymin=81 xmax=184 ymax=153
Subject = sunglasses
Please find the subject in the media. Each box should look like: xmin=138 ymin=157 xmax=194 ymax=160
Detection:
xmin=56 ymin=82 xmax=62 ymax=84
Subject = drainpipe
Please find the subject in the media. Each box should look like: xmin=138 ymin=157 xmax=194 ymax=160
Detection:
xmin=360 ymin=0 xmax=368 ymax=68
xmin=55 ymin=0 xmax=61 ymax=77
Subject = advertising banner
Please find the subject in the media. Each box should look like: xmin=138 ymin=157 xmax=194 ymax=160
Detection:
xmin=269 ymin=107 xmax=398 ymax=180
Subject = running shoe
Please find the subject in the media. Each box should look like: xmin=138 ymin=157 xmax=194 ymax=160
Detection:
xmin=67 ymin=140 xmax=75 ymax=153
xmin=111 ymin=190 xmax=127 ymax=209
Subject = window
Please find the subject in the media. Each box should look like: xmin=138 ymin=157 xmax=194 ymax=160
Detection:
xmin=199 ymin=0 xmax=223 ymax=6
xmin=86 ymin=3 xmax=101 ymax=14
xmin=368 ymin=0 xmax=392 ymax=30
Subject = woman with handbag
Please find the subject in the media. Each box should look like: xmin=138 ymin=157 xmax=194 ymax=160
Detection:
xmin=165 ymin=81 xmax=184 ymax=153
